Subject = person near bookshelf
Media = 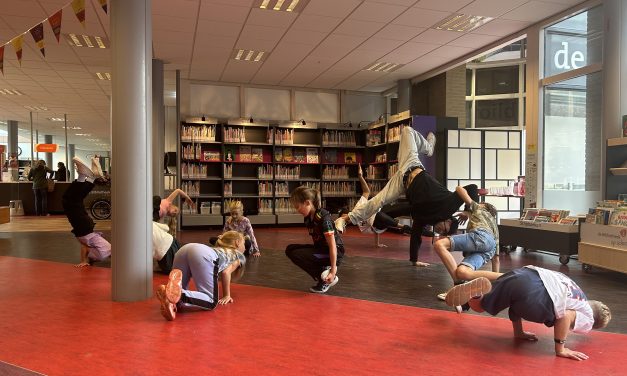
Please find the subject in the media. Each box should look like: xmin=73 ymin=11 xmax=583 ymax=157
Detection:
xmin=152 ymin=221 xmax=182 ymax=274
xmin=339 ymin=164 xmax=412 ymax=248
xmin=152 ymin=188 xmax=195 ymax=222
xmin=444 ymin=266 xmax=611 ymax=361
xmin=155 ymin=231 xmax=247 ymax=321
xmin=335 ymin=125 xmax=479 ymax=266
xmin=64 ymin=157 xmax=111 ymax=267
xmin=286 ymin=186 xmax=344 ymax=294
xmin=432 ymin=186 xmax=501 ymax=312
xmin=209 ymin=200 xmax=260 ymax=257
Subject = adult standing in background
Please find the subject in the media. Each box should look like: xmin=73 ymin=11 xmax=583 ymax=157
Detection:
xmin=27 ymin=160 xmax=53 ymax=216
xmin=54 ymin=161 xmax=67 ymax=181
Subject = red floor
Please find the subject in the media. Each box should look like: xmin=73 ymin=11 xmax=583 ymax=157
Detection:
xmin=1 ymin=256 xmax=623 ymax=375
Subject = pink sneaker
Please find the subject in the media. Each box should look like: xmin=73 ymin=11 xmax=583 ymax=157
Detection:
xmin=445 ymin=277 xmax=491 ymax=307
xmin=165 ymin=269 xmax=183 ymax=304
xmin=156 ymin=284 xmax=176 ymax=321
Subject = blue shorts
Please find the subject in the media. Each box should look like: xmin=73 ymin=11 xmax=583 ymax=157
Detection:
xmin=449 ymin=228 xmax=496 ymax=270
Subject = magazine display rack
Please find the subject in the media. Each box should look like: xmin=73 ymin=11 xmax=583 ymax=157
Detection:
xmin=579 ymin=223 xmax=627 ymax=274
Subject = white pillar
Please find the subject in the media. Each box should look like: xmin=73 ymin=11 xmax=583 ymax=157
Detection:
xmin=110 ymin=0 xmax=153 ymax=301
xmin=152 ymin=58 xmax=165 ymax=197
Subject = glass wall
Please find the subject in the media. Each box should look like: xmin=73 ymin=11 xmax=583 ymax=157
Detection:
xmin=541 ymin=6 xmax=603 ymax=215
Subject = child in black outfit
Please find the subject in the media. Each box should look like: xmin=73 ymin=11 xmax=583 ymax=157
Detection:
xmin=286 ymin=186 xmax=344 ymax=294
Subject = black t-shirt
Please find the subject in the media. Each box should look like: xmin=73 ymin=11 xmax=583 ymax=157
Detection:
xmin=406 ymin=171 xmax=463 ymax=223
xmin=304 ymin=208 xmax=344 ymax=255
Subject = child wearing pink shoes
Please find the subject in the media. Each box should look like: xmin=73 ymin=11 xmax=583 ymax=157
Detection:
xmin=156 ymin=231 xmax=246 ymax=321
xmin=445 ymin=266 xmax=611 ymax=361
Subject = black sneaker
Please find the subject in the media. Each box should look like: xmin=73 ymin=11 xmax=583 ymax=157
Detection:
xmin=309 ymin=276 xmax=339 ymax=294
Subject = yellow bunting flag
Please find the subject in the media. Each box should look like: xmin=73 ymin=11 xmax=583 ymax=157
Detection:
xmin=0 ymin=45 xmax=4 ymax=75
xmin=71 ymin=0 xmax=86 ymax=27
xmin=99 ymin=0 xmax=108 ymax=14
xmin=11 ymin=35 xmax=23 ymax=66
xmin=30 ymin=23 xmax=45 ymax=57
xmin=48 ymin=9 xmax=63 ymax=43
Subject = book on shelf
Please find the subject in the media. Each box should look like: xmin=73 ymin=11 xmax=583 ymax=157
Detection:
xmin=558 ymin=216 xmax=579 ymax=225
xmin=306 ymin=148 xmax=319 ymax=163
xmin=275 ymin=147 xmax=283 ymax=162
xmin=609 ymin=208 xmax=627 ymax=226
xmin=521 ymin=208 xmax=539 ymax=221
xmin=239 ymin=146 xmax=252 ymax=162
xmin=283 ymin=148 xmax=294 ymax=162
xmin=202 ymin=150 xmax=220 ymax=162
xmin=324 ymin=149 xmax=337 ymax=163
xmin=251 ymin=147 xmax=264 ymax=162
xmin=534 ymin=216 xmax=551 ymax=223
xmin=293 ymin=148 xmax=306 ymax=163
xmin=344 ymin=152 xmax=356 ymax=163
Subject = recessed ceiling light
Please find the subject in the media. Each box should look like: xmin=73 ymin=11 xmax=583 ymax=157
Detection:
xmin=363 ymin=62 xmax=403 ymax=73
xmin=95 ymin=72 xmax=111 ymax=80
xmin=62 ymin=126 xmax=82 ymax=130
xmin=257 ymin=0 xmax=306 ymax=12
xmin=232 ymin=49 xmax=267 ymax=63
xmin=433 ymin=14 xmax=493 ymax=33
xmin=75 ymin=133 xmax=92 ymax=136
xmin=48 ymin=117 xmax=65 ymax=122
xmin=64 ymin=33 xmax=109 ymax=48
xmin=86 ymin=138 xmax=100 ymax=142
xmin=0 ymin=89 xmax=24 ymax=95
xmin=24 ymin=105 xmax=48 ymax=111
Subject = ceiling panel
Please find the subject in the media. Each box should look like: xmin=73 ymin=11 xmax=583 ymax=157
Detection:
xmin=153 ymin=15 xmax=197 ymax=33
xmin=501 ymin=1 xmax=571 ymax=22
xmin=447 ymin=33 xmax=501 ymax=48
xmin=428 ymin=44 xmax=475 ymax=58
xmin=392 ymin=7 xmax=451 ymax=27
xmin=373 ymin=24 xmax=426 ymax=41
xmin=333 ymin=49 xmax=386 ymax=71
xmin=458 ymin=0 xmax=528 ymax=18
xmin=238 ymin=24 xmax=288 ymax=45
xmin=247 ymin=8 xmax=298 ymax=28
xmin=382 ymin=41 xmax=440 ymax=64
xmin=281 ymin=56 xmax=338 ymax=86
xmin=365 ymin=0 xmax=417 ymax=5
xmin=220 ymin=61 xmax=261 ymax=83
xmin=358 ymin=38 xmax=406 ymax=54
xmin=301 ymin=0 xmax=362 ymax=18
xmin=411 ymin=29 xmax=462 ymax=44
xmin=334 ymin=19 xmax=385 ymax=38
xmin=291 ymin=14 xmax=343 ymax=33
xmin=309 ymin=34 xmax=367 ymax=58
xmin=307 ymin=68 xmax=357 ymax=89
xmin=349 ymin=2 xmax=407 ymax=23
xmin=413 ymin=0 xmax=474 ymax=11
xmin=195 ymin=21 xmax=243 ymax=37
xmin=192 ymin=35 xmax=238 ymax=50
xmin=471 ymin=18 xmax=531 ymax=36
xmin=198 ymin=2 xmax=251 ymax=23
xmin=153 ymin=0 xmax=199 ymax=18
xmin=281 ymin=28 xmax=329 ymax=45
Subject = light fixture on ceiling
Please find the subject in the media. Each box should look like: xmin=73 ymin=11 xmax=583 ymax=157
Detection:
xmin=0 ymin=89 xmax=24 ymax=95
xmin=64 ymin=33 xmax=109 ymax=48
xmin=95 ymin=72 xmax=111 ymax=80
xmin=48 ymin=117 xmax=65 ymax=122
xmin=24 ymin=105 xmax=48 ymax=111
xmin=433 ymin=14 xmax=493 ymax=33
xmin=364 ymin=62 xmax=403 ymax=73
xmin=257 ymin=0 xmax=306 ymax=12
xmin=62 ymin=125 xmax=82 ymax=130
xmin=233 ymin=49 xmax=266 ymax=62
xmin=75 ymin=133 xmax=92 ymax=136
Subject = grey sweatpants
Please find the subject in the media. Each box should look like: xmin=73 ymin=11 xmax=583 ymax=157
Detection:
xmin=173 ymin=243 xmax=220 ymax=311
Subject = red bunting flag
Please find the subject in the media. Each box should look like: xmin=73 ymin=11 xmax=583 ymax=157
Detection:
xmin=0 ymin=45 xmax=4 ymax=75
xmin=72 ymin=0 xmax=86 ymax=27
xmin=30 ymin=23 xmax=45 ymax=57
xmin=11 ymin=35 xmax=23 ymax=66
xmin=48 ymin=9 xmax=63 ymax=43
xmin=99 ymin=0 xmax=108 ymax=14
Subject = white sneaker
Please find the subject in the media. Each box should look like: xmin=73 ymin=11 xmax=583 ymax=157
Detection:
xmin=309 ymin=276 xmax=339 ymax=293
xmin=91 ymin=157 xmax=104 ymax=178
xmin=73 ymin=157 xmax=95 ymax=181
xmin=426 ymin=132 xmax=436 ymax=157
xmin=437 ymin=292 xmax=447 ymax=301
xmin=334 ymin=217 xmax=347 ymax=233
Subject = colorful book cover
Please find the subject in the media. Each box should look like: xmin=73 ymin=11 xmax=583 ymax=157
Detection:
xmin=344 ymin=152 xmax=356 ymax=163
xmin=225 ymin=148 xmax=234 ymax=162
xmin=534 ymin=216 xmax=551 ymax=223
xmin=251 ymin=147 xmax=263 ymax=162
xmin=274 ymin=147 xmax=283 ymax=162
xmin=323 ymin=149 xmax=336 ymax=163
xmin=609 ymin=208 xmax=627 ymax=226
xmin=558 ymin=216 xmax=579 ymax=225
xmin=306 ymin=148 xmax=319 ymax=163
xmin=522 ymin=208 xmax=539 ymax=221
xmin=293 ymin=148 xmax=305 ymax=163
xmin=239 ymin=146 xmax=252 ymax=162
xmin=283 ymin=148 xmax=294 ymax=162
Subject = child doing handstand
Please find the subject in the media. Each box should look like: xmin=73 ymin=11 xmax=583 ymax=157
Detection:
xmin=286 ymin=186 xmax=344 ymax=293
xmin=156 ymin=231 xmax=246 ymax=321
xmin=445 ymin=266 xmax=611 ymax=361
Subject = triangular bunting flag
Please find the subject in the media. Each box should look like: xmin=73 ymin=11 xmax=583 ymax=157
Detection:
xmin=11 ymin=35 xmax=23 ymax=66
xmin=0 ymin=45 xmax=4 ymax=75
xmin=72 ymin=0 xmax=86 ymax=27
xmin=99 ymin=0 xmax=108 ymax=14
xmin=48 ymin=9 xmax=63 ymax=43
xmin=30 ymin=23 xmax=45 ymax=57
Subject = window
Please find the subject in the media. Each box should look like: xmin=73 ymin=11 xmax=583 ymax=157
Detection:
xmin=475 ymin=99 xmax=518 ymax=128
xmin=476 ymin=66 xmax=519 ymax=95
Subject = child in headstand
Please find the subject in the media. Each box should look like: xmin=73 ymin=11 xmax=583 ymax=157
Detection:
xmin=63 ymin=157 xmax=111 ymax=267
xmin=286 ymin=186 xmax=344 ymax=293
xmin=445 ymin=266 xmax=611 ymax=361
xmin=433 ymin=186 xmax=501 ymax=308
xmin=209 ymin=200 xmax=260 ymax=257
xmin=155 ymin=231 xmax=246 ymax=321
xmin=340 ymin=164 xmax=412 ymax=248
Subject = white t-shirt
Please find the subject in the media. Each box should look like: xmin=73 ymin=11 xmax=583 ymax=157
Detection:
xmin=152 ymin=222 xmax=173 ymax=261
xmin=525 ymin=265 xmax=594 ymax=333
xmin=354 ymin=196 xmax=386 ymax=234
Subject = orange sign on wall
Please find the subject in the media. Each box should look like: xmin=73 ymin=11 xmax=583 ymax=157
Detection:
xmin=35 ymin=144 xmax=58 ymax=153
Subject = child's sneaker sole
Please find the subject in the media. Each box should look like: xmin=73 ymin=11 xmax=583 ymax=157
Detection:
xmin=445 ymin=277 xmax=491 ymax=307
xmin=165 ymin=269 xmax=183 ymax=304
xmin=156 ymin=284 xmax=176 ymax=321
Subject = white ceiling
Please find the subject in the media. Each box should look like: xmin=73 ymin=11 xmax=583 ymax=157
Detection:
xmin=0 ymin=0 xmax=585 ymax=149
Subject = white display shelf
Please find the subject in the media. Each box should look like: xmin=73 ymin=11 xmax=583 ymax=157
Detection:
xmin=609 ymin=168 xmax=627 ymax=176
xmin=607 ymin=137 xmax=627 ymax=147
xmin=499 ymin=218 xmax=579 ymax=233
xmin=579 ymin=223 xmax=627 ymax=274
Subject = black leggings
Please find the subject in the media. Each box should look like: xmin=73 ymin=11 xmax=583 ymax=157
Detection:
xmin=62 ymin=181 xmax=95 ymax=237
xmin=285 ymin=244 xmax=344 ymax=281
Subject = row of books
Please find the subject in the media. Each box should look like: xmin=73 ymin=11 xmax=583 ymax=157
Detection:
xmin=258 ymin=165 xmax=273 ymax=179
xmin=258 ymin=182 xmax=274 ymax=196
xmin=369 ymin=181 xmax=384 ymax=194
xmin=224 ymin=164 xmax=232 ymax=178
xmin=388 ymin=163 xmax=398 ymax=178
xmin=585 ymin=200 xmax=627 ymax=226
xmin=323 ymin=166 xmax=350 ymax=179
xmin=182 ymin=200 xmax=197 ymax=215
xmin=274 ymin=129 xmax=294 ymax=145
xmin=521 ymin=208 xmax=576 ymax=224
xmin=182 ymin=181 xmax=201 ymax=197
xmin=223 ymin=127 xmax=246 ymax=143
xmin=322 ymin=181 xmax=355 ymax=196
xmin=258 ymin=199 xmax=274 ymax=214
xmin=274 ymin=165 xmax=300 ymax=179
xmin=387 ymin=125 xmax=404 ymax=142
xmin=367 ymin=165 xmax=385 ymax=179
xmin=182 ymin=144 xmax=202 ymax=160
xmin=275 ymin=198 xmax=298 ymax=214
xmin=374 ymin=152 xmax=386 ymax=163
xmin=227 ymin=146 xmax=266 ymax=162
xmin=181 ymin=163 xmax=209 ymax=178
xmin=182 ymin=125 xmax=216 ymax=142
xmin=322 ymin=130 xmax=357 ymax=146
xmin=367 ymin=130 xmax=383 ymax=146
xmin=275 ymin=147 xmax=318 ymax=163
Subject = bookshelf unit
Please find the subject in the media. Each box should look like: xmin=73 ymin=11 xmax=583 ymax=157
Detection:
xmin=606 ymin=137 xmax=627 ymax=200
